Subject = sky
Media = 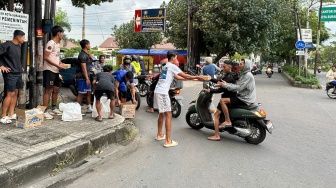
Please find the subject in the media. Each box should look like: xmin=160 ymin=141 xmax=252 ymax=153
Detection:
xmin=55 ymin=0 xmax=169 ymax=47
xmin=55 ymin=0 xmax=336 ymax=47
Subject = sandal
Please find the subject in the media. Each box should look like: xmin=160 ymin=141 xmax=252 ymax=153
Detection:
xmin=108 ymin=114 xmax=115 ymax=119
xmin=155 ymin=134 xmax=166 ymax=141
xmin=146 ymin=109 xmax=154 ymax=113
xmin=95 ymin=116 xmax=103 ymax=122
xmin=163 ymin=140 xmax=178 ymax=148
xmin=219 ymin=123 xmax=232 ymax=129
xmin=1 ymin=116 xmax=12 ymax=124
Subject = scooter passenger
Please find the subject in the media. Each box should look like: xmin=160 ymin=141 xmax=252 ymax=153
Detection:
xmin=208 ymin=59 xmax=256 ymax=141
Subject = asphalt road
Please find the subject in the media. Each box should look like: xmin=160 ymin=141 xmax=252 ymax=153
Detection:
xmin=34 ymin=72 xmax=336 ymax=187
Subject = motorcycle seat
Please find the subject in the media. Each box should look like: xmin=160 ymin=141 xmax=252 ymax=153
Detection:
xmin=235 ymin=103 xmax=259 ymax=110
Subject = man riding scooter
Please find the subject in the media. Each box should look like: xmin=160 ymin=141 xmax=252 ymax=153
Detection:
xmin=204 ymin=60 xmax=239 ymax=141
xmin=119 ymin=55 xmax=136 ymax=74
xmin=208 ymin=59 xmax=256 ymax=141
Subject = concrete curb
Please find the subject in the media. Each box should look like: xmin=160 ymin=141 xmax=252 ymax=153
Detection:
xmin=282 ymin=71 xmax=322 ymax=89
xmin=0 ymin=120 xmax=138 ymax=188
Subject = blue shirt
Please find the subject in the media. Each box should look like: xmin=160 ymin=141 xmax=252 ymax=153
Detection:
xmin=202 ymin=64 xmax=216 ymax=78
xmin=112 ymin=70 xmax=134 ymax=92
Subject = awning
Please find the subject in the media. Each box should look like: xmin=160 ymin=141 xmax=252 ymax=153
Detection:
xmin=116 ymin=49 xmax=187 ymax=56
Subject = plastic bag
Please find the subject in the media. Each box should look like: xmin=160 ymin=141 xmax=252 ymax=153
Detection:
xmin=59 ymin=102 xmax=83 ymax=121
xmin=92 ymin=96 xmax=111 ymax=118
xmin=208 ymin=102 xmax=216 ymax=114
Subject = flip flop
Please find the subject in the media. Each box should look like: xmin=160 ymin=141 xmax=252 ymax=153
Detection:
xmin=1 ymin=116 xmax=12 ymax=124
xmin=219 ymin=123 xmax=232 ymax=129
xmin=163 ymin=140 xmax=178 ymax=148
xmin=108 ymin=114 xmax=115 ymax=119
xmin=155 ymin=134 xmax=166 ymax=141
xmin=146 ymin=109 xmax=154 ymax=113
xmin=95 ymin=117 xmax=103 ymax=122
xmin=207 ymin=137 xmax=221 ymax=141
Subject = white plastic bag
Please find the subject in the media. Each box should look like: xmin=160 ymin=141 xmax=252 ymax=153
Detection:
xmin=59 ymin=102 xmax=83 ymax=121
xmin=208 ymin=102 xmax=216 ymax=114
xmin=92 ymin=96 xmax=111 ymax=119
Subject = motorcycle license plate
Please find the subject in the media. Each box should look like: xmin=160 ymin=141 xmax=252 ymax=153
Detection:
xmin=265 ymin=120 xmax=274 ymax=133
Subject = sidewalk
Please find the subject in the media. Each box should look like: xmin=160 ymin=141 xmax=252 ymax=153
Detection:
xmin=0 ymin=107 xmax=137 ymax=187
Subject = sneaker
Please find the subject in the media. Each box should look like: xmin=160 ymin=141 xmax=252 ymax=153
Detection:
xmin=9 ymin=114 xmax=17 ymax=120
xmin=50 ymin=109 xmax=62 ymax=116
xmin=86 ymin=107 xmax=93 ymax=113
xmin=43 ymin=112 xmax=54 ymax=120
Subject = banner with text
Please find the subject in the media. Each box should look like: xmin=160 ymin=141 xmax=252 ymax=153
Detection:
xmin=134 ymin=8 xmax=166 ymax=33
xmin=0 ymin=10 xmax=29 ymax=42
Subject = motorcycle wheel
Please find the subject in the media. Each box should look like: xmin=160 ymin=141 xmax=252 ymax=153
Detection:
xmin=171 ymin=98 xmax=181 ymax=118
xmin=244 ymin=120 xmax=266 ymax=145
xmin=70 ymin=85 xmax=78 ymax=96
xmin=326 ymin=87 xmax=336 ymax=99
xmin=134 ymin=92 xmax=141 ymax=109
xmin=138 ymin=83 xmax=149 ymax=97
xmin=186 ymin=111 xmax=204 ymax=130
xmin=267 ymin=74 xmax=272 ymax=78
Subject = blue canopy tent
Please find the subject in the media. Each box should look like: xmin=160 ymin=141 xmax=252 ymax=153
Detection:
xmin=116 ymin=49 xmax=187 ymax=56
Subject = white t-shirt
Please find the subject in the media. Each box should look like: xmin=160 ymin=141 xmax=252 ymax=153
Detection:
xmin=43 ymin=40 xmax=60 ymax=73
xmin=154 ymin=62 xmax=182 ymax=94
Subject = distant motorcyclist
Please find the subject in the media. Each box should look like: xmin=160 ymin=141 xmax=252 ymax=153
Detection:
xmin=119 ymin=55 xmax=136 ymax=74
xmin=131 ymin=55 xmax=141 ymax=75
xmin=139 ymin=55 xmax=147 ymax=75
xmin=266 ymin=64 xmax=273 ymax=74
xmin=326 ymin=65 xmax=336 ymax=94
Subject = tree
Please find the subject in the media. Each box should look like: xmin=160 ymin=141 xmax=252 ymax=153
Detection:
xmin=71 ymin=0 xmax=113 ymax=7
xmin=112 ymin=20 xmax=163 ymax=49
xmin=55 ymin=8 xmax=71 ymax=32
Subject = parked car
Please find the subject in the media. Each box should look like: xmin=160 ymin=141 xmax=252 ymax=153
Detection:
xmin=59 ymin=56 xmax=98 ymax=86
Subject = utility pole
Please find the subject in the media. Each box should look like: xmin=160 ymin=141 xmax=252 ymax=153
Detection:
xmin=36 ymin=0 xmax=43 ymax=106
xmin=8 ymin=0 xmax=14 ymax=11
xmin=82 ymin=4 xmax=86 ymax=39
xmin=28 ymin=0 xmax=36 ymax=108
xmin=18 ymin=0 xmax=29 ymax=109
xmin=314 ymin=0 xmax=323 ymax=75
xmin=186 ymin=0 xmax=192 ymax=71
xmin=304 ymin=8 xmax=310 ymax=78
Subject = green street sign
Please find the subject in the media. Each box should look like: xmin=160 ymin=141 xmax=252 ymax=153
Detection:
xmin=321 ymin=7 xmax=336 ymax=22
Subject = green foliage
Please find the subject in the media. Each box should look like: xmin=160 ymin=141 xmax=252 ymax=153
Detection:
xmin=112 ymin=20 xmax=163 ymax=49
xmin=71 ymin=0 xmax=113 ymax=7
xmin=283 ymin=65 xmax=319 ymax=85
xmin=88 ymin=50 xmax=104 ymax=57
xmin=55 ymin=8 xmax=71 ymax=32
xmin=61 ymin=47 xmax=81 ymax=58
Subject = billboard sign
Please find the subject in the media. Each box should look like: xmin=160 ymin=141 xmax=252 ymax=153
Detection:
xmin=0 ymin=10 xmax=29 ymax=42
xmin=134 ymin=8 xmax=166 ymax=33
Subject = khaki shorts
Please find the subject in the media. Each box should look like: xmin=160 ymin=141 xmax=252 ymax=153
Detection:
xmin=153 ymin=93 xmax=171 ymax=113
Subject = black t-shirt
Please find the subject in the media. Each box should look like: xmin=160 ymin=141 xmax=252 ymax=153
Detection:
xmin=0 ymin=41 xmax=22 ymax=74
xmin=210 ymin=72 xmax=238 ymax=98
xmin=76 ymin=50 xmax=91 ymax=79
xmin=94 ymin=72 xmax=115 ymax=91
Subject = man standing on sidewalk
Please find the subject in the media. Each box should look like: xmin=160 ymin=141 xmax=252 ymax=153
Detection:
xmin=42 ymin=26 xmax=66 ymax=120
xmin=0 ymin=30 xmax=25 ymax=124
xmin=76 ymin=39 xmax=93 ymax=113
xmin=154 ymin=51 xmax=207 ymax=148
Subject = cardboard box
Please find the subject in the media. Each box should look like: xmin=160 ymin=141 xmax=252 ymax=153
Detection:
xmin=63 ymin=64 xmax=71 ymax=69
xmin=120 ymin=104 xmax=136 ymax=118
xmin=16 ymin=106 xmax=47 ymax=128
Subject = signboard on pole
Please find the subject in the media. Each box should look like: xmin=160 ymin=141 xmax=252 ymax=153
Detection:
xmin=0 ymin=10 xmax=29 ymax=42
xmin=296 ymin=50 xmax=305 ymax=56
xmin=297 ymin=29 xmax=312 ymax=43
xmin=321 ymin=7 xmax=336 ymax=22
xmin=134 ymin=8 xmax=166 ymax=33
xmin=295 ymin=40 xmax=306 ymax=49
